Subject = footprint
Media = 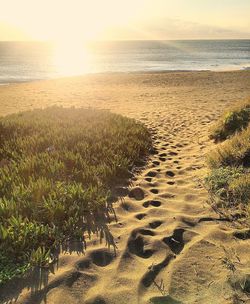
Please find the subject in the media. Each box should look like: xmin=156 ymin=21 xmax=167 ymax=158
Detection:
xmin=146 ymin=171 xmax=157 ymax=177
xmin=127 ymin=234 xmax=154 ymax=259
xmin=143 ymin=200 xmax=161 ymax=208
xmin=150 ymin=200 xmax=162 ymax=207
xmin=169 ymin=151 xmax=178 ymax=156
xmin=90 ymin=249 xmax=114 ymax=267
xmin=150 ymin=188 xmax=159 ymax=194
xmin=152 ymin=160 xmax=160 ymax=166
xmin=149 ymin=221 xmax=163 ymax=229
xmin=162 ymin=229 xmax=185 ymax=254
xmin=167 ymin=181 xmax=175 ymax=185
xmin=166 ymin=171 xmax=175 ymax=177
xmin=135 ymin=213 xmax=147 ymax=220
xmin=159 ymin=153 xmax=167 ymax=157
xmin=145 ymin=177 xmax=152 ymax=182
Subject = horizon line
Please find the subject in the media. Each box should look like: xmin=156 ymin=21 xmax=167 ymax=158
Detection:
xmin=1 ymin=38 xmax=250 ymax=43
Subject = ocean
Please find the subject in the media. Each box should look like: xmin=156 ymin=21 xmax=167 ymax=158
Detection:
xmin=0 ymin=40 xmax=249 ymax=84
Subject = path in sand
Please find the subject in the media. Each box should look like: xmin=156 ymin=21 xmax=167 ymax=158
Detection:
xmin=1 ymin=71 xmax=250 ymax=304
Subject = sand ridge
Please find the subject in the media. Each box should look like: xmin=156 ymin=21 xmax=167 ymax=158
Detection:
xmin=0 ymin=71 xmax=250 ymax=304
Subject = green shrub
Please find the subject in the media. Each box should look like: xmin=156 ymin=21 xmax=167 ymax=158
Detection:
xmin=0 ymin=106 xmax=152 ymax=283
xmin=205 ymin=167 xmax=244 ymax=200
xmin=210 ymin=99 xmax=250 ymax=142
xmin=0 ymin=253 xmax=30 ymax=285
xmin=206 ymin=166 xmax=250 ymax=214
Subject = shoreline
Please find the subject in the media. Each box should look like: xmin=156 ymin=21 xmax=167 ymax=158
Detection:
xmin=0 ymin=67 xmax=250 ymax=86
xmin=1 ymin=70 xmax=250 ymax=118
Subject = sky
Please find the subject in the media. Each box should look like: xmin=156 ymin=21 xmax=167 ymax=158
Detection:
xmin=0 ymin=0 xmax=249 ymax=41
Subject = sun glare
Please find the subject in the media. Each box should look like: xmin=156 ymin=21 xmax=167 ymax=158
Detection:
xmin=53 ymin=41 xmax=91 ymax=76
xmin=0 ymin=0 xmax=149 ymax=42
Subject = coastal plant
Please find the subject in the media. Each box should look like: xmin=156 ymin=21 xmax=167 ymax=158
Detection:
xmin=206 ymin=98 xmax=250 ymax=223
xmin=228 ymin=174 xmax=250 ymax=205
xmin=205 ymin=166 xmax=244 ymax=201
xmin=0 ymin=106 xmax=152 ymax=284
xmin=205 ymin=166 xmax=250 ymax=207
xmin=0 ymin=253 xmax=30 ymax=285
xmin=209 ymin=98 xmax=250 ymax=142
xmin=207 ymin=125 xmax=250 ymax=168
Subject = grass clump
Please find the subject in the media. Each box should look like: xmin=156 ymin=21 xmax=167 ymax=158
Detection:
xmin=209 ymin=99 xmax=250 ymax=142
xmin=0 ymin=106 xmax=152 ymax=284
xmin=205 ymin=166 xmax=244 ymax=201
xmin=228 ymin=173 xmax=250 ymax=205
xmin=206 ymin=98 xmax=250 ymax=223
xmin=207 ymin=125 xmax=250 ymax=168
xmin=205 ymin=166 xmax=250 ymax=211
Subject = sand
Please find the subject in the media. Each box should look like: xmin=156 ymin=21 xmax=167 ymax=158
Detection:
xmin=0 ymin=71 xmax=250 ymax=304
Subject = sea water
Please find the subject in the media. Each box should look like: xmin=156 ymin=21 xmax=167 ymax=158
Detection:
xmin=0 ymin=40 xmax=249 ymax=84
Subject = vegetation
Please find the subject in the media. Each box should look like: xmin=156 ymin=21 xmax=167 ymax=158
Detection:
xmin=0 ymin=106 xmax=152 ymax=284
xmin=206 ymin=99 xmax=250 ymax=223
xmin=209 ymin=98 xmax=250 ymax=142
xmin=207 ymin=125 xmax=250 ymax=168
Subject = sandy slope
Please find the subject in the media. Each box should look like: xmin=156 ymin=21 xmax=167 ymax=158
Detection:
xmin=0 ymin=71 xmax=250 ymax=304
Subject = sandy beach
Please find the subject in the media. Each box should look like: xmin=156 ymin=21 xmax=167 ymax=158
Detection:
xmin=1 ymin=70 xmax=250 ymax=304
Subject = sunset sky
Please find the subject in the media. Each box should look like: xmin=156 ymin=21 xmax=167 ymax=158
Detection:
xmin=0 ymin=0 xmax=249 ymax=41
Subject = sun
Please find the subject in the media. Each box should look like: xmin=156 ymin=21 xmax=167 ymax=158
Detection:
xmin=52 ymin=40 xmax=91 ymax=76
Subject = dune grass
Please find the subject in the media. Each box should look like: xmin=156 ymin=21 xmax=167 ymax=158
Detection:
xmin=209 ymin=98 xmax=250 ymax=142
xmin=0 ymin=106 xmax=152 ymax=284
xmin=207 ymin=125 xmax=250 ymax=168
xmin=206 ymin=99 xmax=250 ymax=223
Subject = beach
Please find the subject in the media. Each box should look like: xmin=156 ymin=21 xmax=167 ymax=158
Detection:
xmin=1 ymin=70 xmax=250 ymax=304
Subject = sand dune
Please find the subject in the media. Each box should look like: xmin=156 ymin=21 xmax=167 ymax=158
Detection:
xmin=0 ymin=71 xmax=250 ymax=304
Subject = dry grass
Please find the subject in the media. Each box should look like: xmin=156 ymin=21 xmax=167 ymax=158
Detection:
xmin=209 ymin=98 xmax=250 ymax=142
xmin=229 ymin=173 xmax=250 ymax=205
xmin=206 ymin=98 xmax=250 ymax=224
xmin=207 ymin=125 xmax=250 ymax=168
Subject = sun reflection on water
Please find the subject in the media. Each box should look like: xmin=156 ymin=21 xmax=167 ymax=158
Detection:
xmin=52 ymin=41 xmax=91 ymax=76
